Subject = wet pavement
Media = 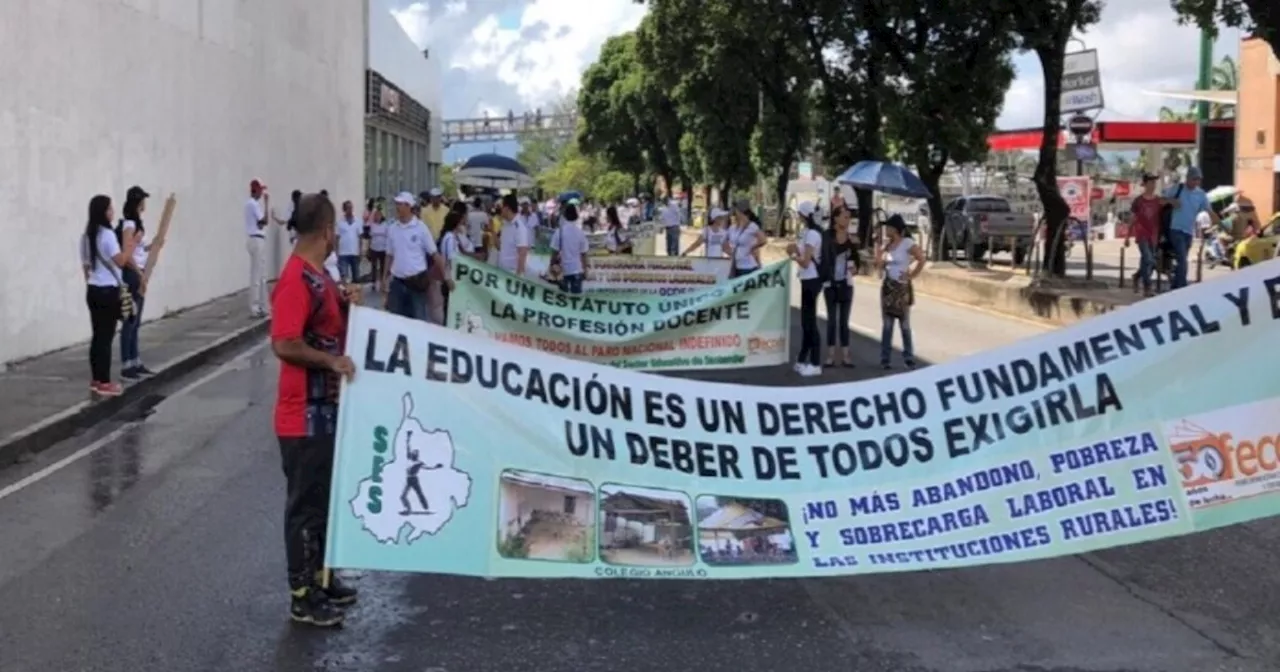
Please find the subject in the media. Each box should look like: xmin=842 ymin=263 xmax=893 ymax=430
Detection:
xmin=1 ymin=290 xmax=1278 ymax=672
xmin=0 ymin=289 xmax=266 ymax=466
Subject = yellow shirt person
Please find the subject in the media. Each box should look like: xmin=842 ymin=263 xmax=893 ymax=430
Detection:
xmin=421 ymin=189 xmax=449 ymax=238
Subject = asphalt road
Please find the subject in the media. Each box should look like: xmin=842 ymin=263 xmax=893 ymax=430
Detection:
xmin=1 ymin=290 xmax=1277 ymax=672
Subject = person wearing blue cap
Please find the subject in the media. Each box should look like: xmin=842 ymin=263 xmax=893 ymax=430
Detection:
xmin=1162 ymin=167 xmax=1218 ymax=289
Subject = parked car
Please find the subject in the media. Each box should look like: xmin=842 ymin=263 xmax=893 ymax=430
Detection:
xmin=941 ymin=195 xmax=1037 ymax=265
xmin=1233 ymin=213 xmax=1280 ymax=268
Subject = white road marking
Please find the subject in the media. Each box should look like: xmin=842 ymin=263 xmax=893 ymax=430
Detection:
xmin=0 ymin=340 xmax=270 ymax=502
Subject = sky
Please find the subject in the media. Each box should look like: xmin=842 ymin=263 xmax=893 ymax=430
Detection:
xmin=386 ymin=0 xmax=1243 ymax=162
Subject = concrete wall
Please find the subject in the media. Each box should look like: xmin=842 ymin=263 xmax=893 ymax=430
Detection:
xmin=1236 ymin=38 xmax=1280 ymax=217
xmin=369 ymin=4 xmax=444 ymax=166
xmin=499 ymin=481 xmax=594 ymax=537
xmin=0 ymin=0 xmax=366 ymax=365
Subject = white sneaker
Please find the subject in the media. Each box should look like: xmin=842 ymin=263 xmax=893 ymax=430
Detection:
xmin=793 ymin=362 xmax=805 ymax=373
xmin=800 ymin=364 xmax=823 ymax=377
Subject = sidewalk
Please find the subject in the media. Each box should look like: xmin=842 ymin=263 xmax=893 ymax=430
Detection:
xmin=677 ymin=230 xmax=1146 ymax=326
xmin=0 ymin=291 xmax=268 ymax=467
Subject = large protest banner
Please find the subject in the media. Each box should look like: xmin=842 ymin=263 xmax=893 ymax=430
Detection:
xmin=327 ymin=264 xmax=1280 ymax=579
xmin=523 ymin=254 xmax=733 ymax=295
xmin=446 ymin=258 xmax=790 ymax=370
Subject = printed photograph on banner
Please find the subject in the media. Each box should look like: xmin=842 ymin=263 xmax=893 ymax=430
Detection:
xmin=695 ymin=496 xmax=797 ymax=566
xmin=1165 ymin=396 xmax=1280 ymax=510
xmin=599 ymin=485 xmax=695 ymax=567
xmin=497 ymin=470 xmax=596 ymax=563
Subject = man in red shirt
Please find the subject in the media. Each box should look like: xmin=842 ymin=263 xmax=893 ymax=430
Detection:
xmin=271 ymin=193 xmax=358 ymax=627
xmin=1125 ymin=174 xmax=1163 ymax=297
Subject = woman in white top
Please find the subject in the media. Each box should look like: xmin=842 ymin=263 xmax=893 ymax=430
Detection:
xmin=118 ymin=186 xmax=161 ymax=381
xmin=551 ymin=202 xmax=590 ymax=294
xmin=823 ymin=205 xmax=860 ymax=367
xmin=681 ymin=208 xmax=730 ymax=257
xmin=727 ymin=201 xmax=765 ymax=276
xmin=604 ymin=206 xmax=631 ymax=254
xmin=438 ymin=211 xmax=470 ymax=321
xmin=367 ymin=206 xmax=389 ymax=293
xmin=81 ymin=195 xmax=140 ymax=398
xmin=875 ymin=215 xmax=926 ymax=370
xmin=788 ymin=201 xmax=825 ymax=377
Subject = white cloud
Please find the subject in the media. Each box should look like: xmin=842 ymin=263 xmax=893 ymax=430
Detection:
xmin=388 ymin=0 xmax=645 ymax=118
xmin=997 ymin=0 xmax=1241 ymax=128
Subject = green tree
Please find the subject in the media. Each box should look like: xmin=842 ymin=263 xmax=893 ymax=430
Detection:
xmin=438 ymin=163 xmax=457 ymax=198
xmin=797 ymin=0 xmax=891 ymax=243
xmin=1007 ymin=0 xmax=1104 ymax=276
xmin=577 ymin=34 xmax=648 ymax=190
xmin=518 ymin=92 xmax=578 ymax=180
xmin=864 ymin=0 xmax=1017 ymax=258
xmin=638 ymin=0 xmax=759 ymax=205
xmin=1171 ymin=0 xmax=1278 ymax=60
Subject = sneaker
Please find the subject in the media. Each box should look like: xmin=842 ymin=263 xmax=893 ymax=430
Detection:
xmin=905 ymin=361 xmax=917 ymax=370
xmin=289 ymin=587 xmax=345 ymax=627
xmin=317 ymin=570 xmax=358 ymax=606
xmin=792 ymin=362 xmax=804 ymax=373
xmin=135 ymin=365 xmax=156 ymax=377
xmin=799 ymin=364 xmax=823 ymax=378
xmin=120 ymin=367 xmax=140 ymax=381
xmin=93 ymin=382 xmax=124 ymax=397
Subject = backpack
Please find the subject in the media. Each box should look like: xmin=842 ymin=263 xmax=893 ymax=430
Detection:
xmin=1157 ymin=184 xmax=1183 ymax=273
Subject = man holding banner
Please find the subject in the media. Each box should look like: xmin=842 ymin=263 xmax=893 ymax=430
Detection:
xmin=270 ymin=193 xmax=359 ymax=627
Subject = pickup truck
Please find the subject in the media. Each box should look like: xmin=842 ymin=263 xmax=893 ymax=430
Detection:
xmin=941 ymin=195 xmax=1037 ymax=265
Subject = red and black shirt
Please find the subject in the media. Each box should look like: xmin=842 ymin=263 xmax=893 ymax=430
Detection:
xmin=271 ymin=255 xmax=347 ymax=438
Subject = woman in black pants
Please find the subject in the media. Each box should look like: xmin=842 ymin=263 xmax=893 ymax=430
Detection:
xmin=789 ymin=201 xmax=825 ymax=377
xmin=824 ymin=205 xmax=860 ymax=367
xmin=80 ymin=195 xmax=139 ymax=398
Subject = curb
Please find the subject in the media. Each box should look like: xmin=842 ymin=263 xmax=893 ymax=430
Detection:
xmin=0 ymin=319 xmax=271 ymax=469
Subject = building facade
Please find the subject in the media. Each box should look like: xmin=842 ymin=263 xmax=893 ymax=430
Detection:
xmin=1235 ymin=37 xmax=1280 ymax=217
xmin=0 ymin=0 xmax=365 ymax=365
xmin=367 ymin=7 xmax=443 ymax=199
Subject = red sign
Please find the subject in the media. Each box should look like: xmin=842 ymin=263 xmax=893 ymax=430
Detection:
xmin=1091 ymin=187 xmax=1105 ymax=201
xmin=1113 ymin=181 xmax=1131 ymax=197
xmin=1057 ymin=176 xmax=1092 ymax=220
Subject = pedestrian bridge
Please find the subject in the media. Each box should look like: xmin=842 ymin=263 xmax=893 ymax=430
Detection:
xmin=442 ymin=110 xmax=577 ymax=145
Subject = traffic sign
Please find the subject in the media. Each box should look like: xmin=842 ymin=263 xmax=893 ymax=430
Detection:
xmin=1067 ymin=114 xmax=1094 ymax=137
xmin=1061 ymin=50 xmax=1103 ymax=114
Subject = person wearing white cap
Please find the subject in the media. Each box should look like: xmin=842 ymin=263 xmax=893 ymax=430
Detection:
xmin=788 ymin=201 xmax=825 ymax=377
xmin=422 ymin=187 xmax=448 ymax=239
xmin=384 ymin=191 xmax=444 ymax=321
xmin=516 ymin=196 xmax=540 ymax=236
xmin=681 ymin=208 xmax=729 ymax=257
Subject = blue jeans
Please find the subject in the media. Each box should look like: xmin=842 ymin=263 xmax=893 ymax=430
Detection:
xmin=666 ymin=226 xmax=680 ymax=257
xmin=387 ymin=277 xmax=428 ymax=320
xmin=880 ymin=311 xmax=914 ymax=366
xmin=120 ymin=267 xmax=144 ymax=367
xmin=560 ymin=273 xmax=584 ymax=294
xmin=1168 ymin=230 xmax=1192 ymax=289
xmin=1136 ymin=240 xmax=1156 ymax=290
xmin=338 ymin=255 xmax=360 ymax=282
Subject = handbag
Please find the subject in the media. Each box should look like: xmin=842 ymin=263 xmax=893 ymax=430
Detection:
xmin=881 ymin=277 xmax=913 ymax=318
xmin=111 ymin=265 xmax=136 ymax=322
